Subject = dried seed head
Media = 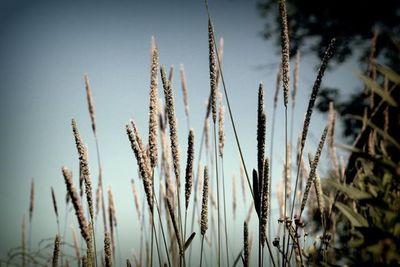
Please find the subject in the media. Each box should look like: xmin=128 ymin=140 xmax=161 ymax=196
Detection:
xmin=274 ymin=65 xmax=282 ymax=109
xmin=149 ymin=37 xmax=159 ymax=168
xmin=245 ymin=201 xmax=255 ymax=225
xmin=232 ymin=175 xmax=237 ymax=220
xmin=257 ymin=83 xmax=266 ymax=191
xmin=260 ymin=158 xmax=271 ymax=246
xmin=240 ymin=161 xmax=247 ymax=202
xmin=208 ymin=18 xmax=217 ymax=123
xmin=126 ymin=122 xmax=153 ymax=212
xmin=51 ymin=187 xmax=59 ymax=221
xmin=218 ymin=93 xmax=225 ymax=158
xmin=179 ymin=64 xmax=189 ymax=118
xmin=279 ymin=0 xmax=290 ymax=108
xmin=300 ymin=39 xmax=335 ymax=153
xmin=215 ymin=37 xmax=224 ymax=89
xmin=72 ymin=119 xmax=94 ymax=220
xmin=292 ymin=50 xmax=300 ymax=107
xmin=300 ymin=126 xmax=328 ymax=216
xmin=29 ymin=178 xmax=34 ymax=222
xmin=71 ymin=226 xmax=80 ymax=261
xmin=82 ymin=256 xmax=87 ymax=267
xmin=168 ymin=65 xmax=174 ymax=84
xmin=160 ymin=65 xmax=181 ymax=188
xmin=185 ymin=129 xmax=195 ymax=210
xmin=108 ymin=187 xmax=117 ymax=227
xmin=52 ymin=235 xmax=61 ymax=267
xmin=130 ymin=179 xmax=141 ymax=221
xmin=104 ymin=232 xmax=112 ymax=267
xmin=21 ymin=216 xmax=26 ymax=267
xmin=94 ymin=173 xmax=104 ymax=222
xmin=277 ymin=178 xmax=285 ymax=219
xmin=243 ymin=221 xmax=249 ymax=267
xmin=284 ymin=144 xmax=292 ymax=198
xmin=84 ymin=74 xmax=96 ymax=134
xmin=327 ymin=102 xmax=340 ymax=178
xmin=86 ymin=223 xmax=94 ymax=267
xmin=201 ymin=166 xmax=209 ymax=236
xmin=62 ymin=166 xmax=90 ymax=243
xmin=308 ymin=154 xmax=325 ymax=221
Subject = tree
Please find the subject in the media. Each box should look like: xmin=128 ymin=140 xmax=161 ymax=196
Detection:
xmin=258 ymin=0 xmax=400 ymax=67
xmin=258 ymin=0 xmax=400 ymax=142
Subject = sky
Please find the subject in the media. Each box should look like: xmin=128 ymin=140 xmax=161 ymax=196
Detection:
xmin=0 ymin=0 xmax=361 ymax=265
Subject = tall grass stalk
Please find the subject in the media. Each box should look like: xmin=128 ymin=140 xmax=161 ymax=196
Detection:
xmin=153 ymin=189 xmax=172 ymax=267
xmin=205 ymin=0 xmax=254 ymax=202
xmin=208 ymin=15 xmax=221 ymax=267
xmin=289 ymin=38 xmax=336 ymax=220
xmin=84 ymin=74 xmax=108 ymax=234
xmin=200 ymin=166 xmax=209 ymax=267
xmin=278 ymin=0 xmax=290 ymax=264
xmin=188 ymin=107 xmax=209 ymax=263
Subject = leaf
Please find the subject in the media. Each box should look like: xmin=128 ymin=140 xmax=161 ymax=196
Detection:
xmin=326 ymin=179 xmax=371 ymax=200
xmin=335 ymin=201 xmax=368 ymax=227
xmin=357 ymin=73 xmax=398 ymax=107
xmin=232 ymin=249 xmax=244 ymax=267
xmin=348 ymin=115 xmax=400 ymax=150
xmin=184 ymin=232 xmax=196 ymax=251
xmin=375 ymin=63 xmax=400 ymax=85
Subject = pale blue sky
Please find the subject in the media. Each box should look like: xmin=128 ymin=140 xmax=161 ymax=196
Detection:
xmin=0 ymin=0 xmax=360 ymax=264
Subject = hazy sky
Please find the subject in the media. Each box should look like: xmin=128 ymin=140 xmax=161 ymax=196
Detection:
xmin=0 ymin=0 xmax=360 ymax=264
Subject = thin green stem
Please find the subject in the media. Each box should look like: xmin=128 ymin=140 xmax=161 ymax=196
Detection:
xmin=213 ymin=123 xmax=221 ymax=267
xmin=221 ymin=159 xmax=230 ymax=267
xmin=269 ymin=105 xmax=277 ymax=267
xmin=189 ymin=118 xmax=206 ymax=263
xmin=200 ymin=236 xmax=205 ymax=267
xmin=283 ymin=107 xmax=288 ymax=267
xmin=151 ymin=215 xmax=162 ymax=267
xmin=90 ymin=217 xmax=98 ymax=267
xmin=94 ymin=136 xmax=108 ymax=233
xmin=205 ymin=0 xmax=254 ymax=202
xmin=153 ymin=192 xmax=172 ymax=267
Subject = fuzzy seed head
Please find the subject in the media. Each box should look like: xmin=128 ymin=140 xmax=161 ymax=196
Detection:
xmin=300 ymin=39 xmax=335 ymax=153
xmin=300 ymin=126 xmax=328 ymax=216
xmin=62 ymin=166 xmax=90 ymax=243
xmin=52 ymin=235 xmax=60 ymax=267
xmin=126 ymin=122 xmax=153 ymax=212
xmin=244 ymin=221 xmax=249 ymax=267
xmin=84 ymin=74 xmax=96 ymax=134
xmin=104 ymin=232 xmax=112 ymax=267
xmin=29 ymin=178 xmax=34 ymax=222
xmin=208 ymin=19 xmax=217 ymax=123
xmin=201 ymin=166 xmax=209 ymax=236
xmin=260 ymin=158 xmax=271 ymax=246
xmin=149 ymin=37 xmax=159 ymax=168
xmin=185 ymin=129 xmax=195 ymax=210
xmin=160 ymin=65 xmax=181 ymax=188
xmin=72 ymin=119 xmax=94 ymax=220
xmin=218 ymin=93 xmax=225 ymax=158
xmin=279 ymin=0 xmax=290 ymax=108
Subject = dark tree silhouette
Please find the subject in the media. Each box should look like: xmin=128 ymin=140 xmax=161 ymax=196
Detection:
xmin=258 ymin=0 xmax=400 ymax=142
xmin=258 ymin=0 xmax=400 ymax=67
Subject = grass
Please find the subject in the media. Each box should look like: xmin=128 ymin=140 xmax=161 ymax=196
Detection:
xmin=3 ymin=0 xmax=400 ymax=266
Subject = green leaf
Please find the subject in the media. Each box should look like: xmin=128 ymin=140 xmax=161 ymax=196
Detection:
xmin=376 ymin=63 xmax=400 ymax=85
xmin=348 ymin=115 xmax=400 ymax=150
xmin=357 ymin=73 xmax=398 ymax=107
xmin=335 ymin=201 xmax=368 ymax=227
xmin=184 ymin=232 xmax=196 ymax=251
xmin=326 ymin=179 xmax=371 ymax=200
